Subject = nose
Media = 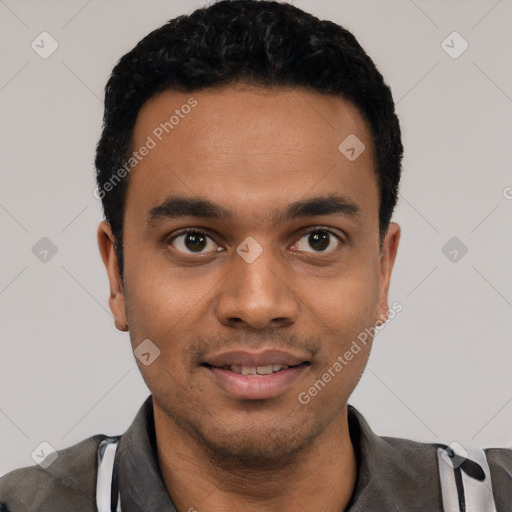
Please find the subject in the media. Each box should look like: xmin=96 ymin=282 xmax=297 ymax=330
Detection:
xmin=214 ymin=242 xmax=300 ymax=330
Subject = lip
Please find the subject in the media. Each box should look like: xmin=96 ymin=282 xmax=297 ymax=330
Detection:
xmin=202 ymin=349 xmax=311 ymax=400
xmin=204 ymin=349 xmax=309 ymax=368
xmin=206 ymin=364 xmax=310 ymax=400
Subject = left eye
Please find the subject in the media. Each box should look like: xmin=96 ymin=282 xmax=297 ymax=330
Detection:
xmin=292 ymin=229 xmax=341 ymax=253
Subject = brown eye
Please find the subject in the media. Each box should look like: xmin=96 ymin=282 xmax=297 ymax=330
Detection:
xmin=169 ymin=230 xmax=221 ymax=254
xmin=293 ymin=229 xmax=341 ymax=253
xmin=183 ymin=232 xmax=207 ymax=252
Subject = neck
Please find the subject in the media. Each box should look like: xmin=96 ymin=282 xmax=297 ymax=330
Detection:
xmin=153 ymin=405 xmax=358 ymax=512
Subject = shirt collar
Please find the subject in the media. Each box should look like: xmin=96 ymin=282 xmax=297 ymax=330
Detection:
xmin=117 ymin=397 xmax=177 ymax=512
xmin=117 ymin=396 xmax=439 ymax=511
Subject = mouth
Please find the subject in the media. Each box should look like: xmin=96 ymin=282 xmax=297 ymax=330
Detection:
xmin=202 ymin=350 xmax=311 ymax=400
xmin=202 ymin=362 xmax=310 ymax=375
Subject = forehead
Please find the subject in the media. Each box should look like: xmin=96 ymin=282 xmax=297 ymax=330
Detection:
xmin=126 ymin=84 xmax=378 ymax=228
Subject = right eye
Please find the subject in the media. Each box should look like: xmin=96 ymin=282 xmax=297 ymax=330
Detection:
xmin=167 ymin=229 xmax=223 ymax=255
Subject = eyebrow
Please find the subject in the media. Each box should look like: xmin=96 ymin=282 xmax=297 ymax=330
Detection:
xmin=146 ymin=193 xmax=361 ymax=230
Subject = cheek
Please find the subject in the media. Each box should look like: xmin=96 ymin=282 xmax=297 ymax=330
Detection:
xmin=124 ymin=275 xmax=199 ymax=398
xmin=303 ymin=256 xmax=381 ymax=331
xmin=124 ymin=261 xmax=217 ymax=385
xmin=124 ymin=244 xmax=206 ymax=336
xmin=123 ymin=276 xmax=187 ymax=380
xmin=298 ymin=256 xmax=381 ymax=396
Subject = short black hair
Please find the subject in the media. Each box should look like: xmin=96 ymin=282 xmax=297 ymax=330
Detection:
xmin=95 ymin=0 xmax=403 ymax=279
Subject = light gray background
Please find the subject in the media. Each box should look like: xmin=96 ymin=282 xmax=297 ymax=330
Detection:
xmin=1 ymin=0 xmax=511 ymax=476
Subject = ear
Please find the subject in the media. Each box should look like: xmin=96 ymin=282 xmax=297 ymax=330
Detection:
xmin=376 ymin=222 xmax=401 ymax=325
xmin=97 ymin=221 xmax=128 ymax=332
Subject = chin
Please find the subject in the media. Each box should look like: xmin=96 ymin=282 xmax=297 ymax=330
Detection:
xmin=154 ymin=391 xmax=339 ymax=469
xmin=189 ymin=417 xmax=323 ymax=470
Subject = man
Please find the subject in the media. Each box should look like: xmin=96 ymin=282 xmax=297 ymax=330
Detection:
xmin=1 ymin=1 xmax=510 ymax=510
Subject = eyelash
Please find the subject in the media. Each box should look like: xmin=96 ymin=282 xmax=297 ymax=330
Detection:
xmin=166 ymin=226 xmax=344 ymax=254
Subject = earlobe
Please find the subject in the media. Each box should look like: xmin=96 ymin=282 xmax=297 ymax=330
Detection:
xmin=376 ymin=222 xmax=401 ymax=325
xmin=381 ymin=222 xmax=401 ymax=271
xmin=375 ymin=309 xmax=388 ymax=326
xmin=97 ymin=221 xmax=129 ymax=332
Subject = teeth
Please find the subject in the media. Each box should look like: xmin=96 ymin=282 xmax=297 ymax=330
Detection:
xmin=227 ymin=364 xmax=289 ymax=375
xmin=256 ymin=365 xmax=273 ymax=375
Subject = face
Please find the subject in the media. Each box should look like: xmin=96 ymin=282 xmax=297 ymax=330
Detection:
xmin=98 ymin=83 xmax=400 ymax=464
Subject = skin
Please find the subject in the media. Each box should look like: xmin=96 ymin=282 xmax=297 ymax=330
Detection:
xmin=98 ymin=83 xmax=400 ymax=511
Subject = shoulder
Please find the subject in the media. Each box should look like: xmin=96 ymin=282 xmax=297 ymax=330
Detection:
xmin=485 ymin=445 xmax=512 ymax=472
xmin=380 ymin=435 xmax=512 ymax=481
xmin=484 ymin=447 xmax=512 ymax=506
xmin=382 ymin=435 xmax=512 ymax=506
xmin=0 ymin=434 xmax=107 ymax=512
xmin=376 ymin=434 xmax=442 ymax=493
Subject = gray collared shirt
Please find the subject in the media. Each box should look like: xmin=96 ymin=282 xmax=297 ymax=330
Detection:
xmin=115 ymin=396 xmax=446 ymax=511
xmin=1 ymin=395 xmax=511 ymax=511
